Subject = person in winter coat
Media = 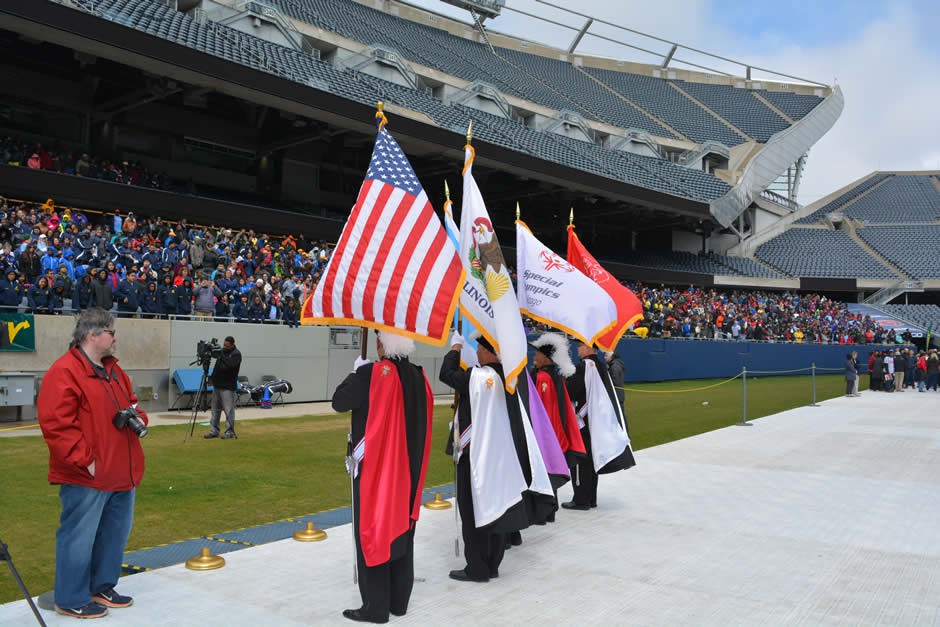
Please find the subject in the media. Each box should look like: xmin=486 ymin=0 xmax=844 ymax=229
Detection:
xmin=28 ymin=276 xmax=55 ymax=314
xmin=157 ymin=275 xmax=176 ymax=318
xmin=0 ymin=269 xmax=24 ymax=310
xmin=140 ymin=282 xmax=161 ymax=318
xmin=37 ymin=308 xmax=147 ymax=619
xmin=175 ymin=278 xmax=193 ymax=317
xmin=115 ymin=274 xmax=143 ymax=317
xmin=232 ymin=293 xmax=250 ymax=322
xmin=90 ymin=269 xmax=114 ymax=311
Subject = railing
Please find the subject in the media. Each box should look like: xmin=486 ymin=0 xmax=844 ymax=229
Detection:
xmin=760 ymin=189 xmax=801 ymax=211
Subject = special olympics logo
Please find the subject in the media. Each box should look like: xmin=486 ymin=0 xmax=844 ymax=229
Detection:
xmin=540 ymin=250 xmax=575 ymax=273
xmin=582 ymin=258 xmax=608 ymax=284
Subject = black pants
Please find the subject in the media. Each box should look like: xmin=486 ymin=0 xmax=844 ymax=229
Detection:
xmin=571 ymin=426 xmax=597 ymax=507
xmin=353 ymin=487 xmax=415 ymax=620
xmin=845 ymin=379 xmax=854 ymax=395
xmin=457 ymin=452 xmax=506 ymax=580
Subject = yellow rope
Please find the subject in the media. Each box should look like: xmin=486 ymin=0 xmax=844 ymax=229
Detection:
xmin=618 ymin=372 xmax=743 ymax=394
xmin=0 ymin=423 xmax=40 ymax=433
xmin=746 ymin=367 xmax=812 ymax=375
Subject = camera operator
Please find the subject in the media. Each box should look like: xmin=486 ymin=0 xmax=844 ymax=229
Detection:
xmin=205 ymin=335 xmax=242 ymax=439
xmin=37 ymin=308 xmax=148 ymax=620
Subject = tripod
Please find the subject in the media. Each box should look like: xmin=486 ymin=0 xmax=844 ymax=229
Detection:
xmin=0 ymin=537 xmax=47 ymax=626
xmin=183 ymin=357 xmax=212 ymax=443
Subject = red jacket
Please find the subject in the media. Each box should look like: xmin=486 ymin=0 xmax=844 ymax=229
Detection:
xmin=38 ymin=347 xmax=147 ymax=491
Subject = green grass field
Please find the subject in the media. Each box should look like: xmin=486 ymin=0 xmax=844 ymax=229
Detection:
xmin=0 ymin=373 xmax=857 ymax=603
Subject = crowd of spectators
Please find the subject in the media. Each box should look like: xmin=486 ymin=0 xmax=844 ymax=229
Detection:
xmin=866 ymin=348 xmax=939 ymax=393
xmin=0 ymin=197 xmax=332 ymax=326
xmin=629 ymin=285 xmax=902 ymax=344
xmin=1 ymin=135 xmax=170 ymax=189
xmin=524 ymin=284 xmax=904 ymax=346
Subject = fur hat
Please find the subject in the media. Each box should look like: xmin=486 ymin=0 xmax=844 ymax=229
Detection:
xmin=531 ymin=332 xmax=575 ymax=377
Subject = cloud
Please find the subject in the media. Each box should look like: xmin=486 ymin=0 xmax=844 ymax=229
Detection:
xmin=404 ymin=0 xmax=940 ymax=204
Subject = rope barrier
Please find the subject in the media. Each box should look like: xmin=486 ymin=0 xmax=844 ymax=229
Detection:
xmin=0 ymin=423 xmax=40 ymax=433
xmin=617 ymin=372 xmax=742 ymax=393
xmin=746 ymin=367 xmax=812 ymax=375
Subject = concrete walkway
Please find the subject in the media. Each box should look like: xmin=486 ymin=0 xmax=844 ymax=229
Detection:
xmin=2 ymin=390 xmax=940 ymax=625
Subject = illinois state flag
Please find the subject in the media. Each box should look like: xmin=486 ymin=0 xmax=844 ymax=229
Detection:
xmin=516 ymin=220 xmax=617 ymax=346
xmin=302 ymin=122 xmax=464 ymax=345
xmin=459 ymin=145 xmax=528 ymax=392
xmin=566 ymin=225 xmax=643 ymax=351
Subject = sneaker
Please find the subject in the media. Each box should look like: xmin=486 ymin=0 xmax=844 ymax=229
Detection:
xmin=55 ymin=602 xmax=109 ymax=618
xmin=221 ymin=431 xmax=236 ymax=440
xmin=204 ymin=432 xmax=219 ymax=439
xmin=92 ymin=588 xmax=133 ymax=608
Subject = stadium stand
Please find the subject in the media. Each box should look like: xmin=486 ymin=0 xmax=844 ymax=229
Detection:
xmin=874 ymin=304 xmax=940 ymax=333
xmin=755 ymin=89 xmax=825 ymax=120
xmin=702 ymin=252 xmax=787 ymax=279
xmin=755 ymin=228 xmax=899 ymax=279
xmin=673 ymin=81 xmax=791 ymax=142
xmin=857 ymin=226 xmax=940 ymax=280
xmin=582 ymin=67 xmax=746 ymax=147
xmin=795 ymin=173 xmax=893 ymax=223
xmin=825 ymin=175 xmax=940 ymax=224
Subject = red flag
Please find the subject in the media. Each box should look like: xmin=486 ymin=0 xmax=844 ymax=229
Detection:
xmin=566 ymin=225 xmax=643 ymax=351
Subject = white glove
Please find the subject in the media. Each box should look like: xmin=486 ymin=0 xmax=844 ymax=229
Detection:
xmin=87 ymin=461 xmax=96 ymax=477
xmin=450 ymin=332 xmax=465 ymax=349
xmin=353 ymin=357 xmax=371 ymax=372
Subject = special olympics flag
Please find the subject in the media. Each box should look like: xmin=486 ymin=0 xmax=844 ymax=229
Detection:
xmin=516 ymin=220 xmax=617 ymax=345
xmin=566 ymin=225 xmax=643 ymax=351
xmin=302 ymin=124 xmax=464 ymax=345
xmin=458 ymin=145 xmax=527 ymax=392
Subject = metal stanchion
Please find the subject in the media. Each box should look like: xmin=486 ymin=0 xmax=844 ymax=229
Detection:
xmin=737 ymin=367 xmax=752 ymax=426
xmin=810 ymin=362 xmax=818 ymax=406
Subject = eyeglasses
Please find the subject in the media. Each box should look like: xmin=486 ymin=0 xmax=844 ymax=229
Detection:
xmin=100 ymin=329 xmax=116 ymax=336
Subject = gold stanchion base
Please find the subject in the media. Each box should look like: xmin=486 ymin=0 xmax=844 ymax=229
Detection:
xmin=185 ymin=547 xmax=225 ymax=571
xmin=293 ymin=522 xmax=327 ymax=542
xmin=424 ymin=493 xmax=452 ymax=510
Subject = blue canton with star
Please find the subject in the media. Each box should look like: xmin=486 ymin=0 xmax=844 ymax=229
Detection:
xmin=364 ymin=128 xmax=423 ymax=196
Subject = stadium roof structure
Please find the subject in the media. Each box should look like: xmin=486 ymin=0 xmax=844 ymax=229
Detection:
xmin=0 ymin=0 xmax=841 ymax=235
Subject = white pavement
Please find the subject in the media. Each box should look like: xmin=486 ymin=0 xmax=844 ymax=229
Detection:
xmin=3 ymin=390 xmax=940 ymax=626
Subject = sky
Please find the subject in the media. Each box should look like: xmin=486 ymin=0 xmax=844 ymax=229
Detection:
xmin=403 ymin=0 xmax=940 ymax=206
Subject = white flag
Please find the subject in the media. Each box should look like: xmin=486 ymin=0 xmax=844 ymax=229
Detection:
xmin=459 ymin=146 xmax=528 ymax=393
xmin=516 ymin=220 xmax=618 ymax=345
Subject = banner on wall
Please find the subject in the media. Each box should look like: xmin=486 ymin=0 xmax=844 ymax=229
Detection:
xmin=0 ymin=313 xmax=35 ymax=351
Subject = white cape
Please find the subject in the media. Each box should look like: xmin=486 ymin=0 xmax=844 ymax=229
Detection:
xmin=584 ymin=359 xmax=632 ymax=472
xmin=469 ymin=366 xmax=527 ymax=527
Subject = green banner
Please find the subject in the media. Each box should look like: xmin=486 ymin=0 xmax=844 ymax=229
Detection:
xmin=0 ymin=313 xmax=35 ymax=351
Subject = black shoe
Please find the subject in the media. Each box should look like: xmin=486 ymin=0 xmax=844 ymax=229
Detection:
xmin=561 ymin=501 xmax=591 ymax=511
xmin=204 ymin=432 xmax=219 ymax=439
xmin=91 ymin=587 xmax=133 ymax=608
xmin=489 ymin=570 xmax=499 ymax=579
xmin=390 ymin=609 xmax=406 ymax=617
xmin=55 ymin=602 xmax=108 ymax=619
xmin=342 ymin=608 xmax=388 ymax=624
xmin=221 ymin=431 xmax=237 ymax=440
xmin=449 ymin=569 xmax=488 ymax=582
xmin=590 ymin=502 xmax=598 ymax=508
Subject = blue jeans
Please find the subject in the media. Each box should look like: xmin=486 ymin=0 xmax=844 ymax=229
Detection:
xmin=55 ymin=485 xmax=136 ymax=608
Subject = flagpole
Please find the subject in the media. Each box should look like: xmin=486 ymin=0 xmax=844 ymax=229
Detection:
xmin=444 ymin=177 xmax=462 ymax=558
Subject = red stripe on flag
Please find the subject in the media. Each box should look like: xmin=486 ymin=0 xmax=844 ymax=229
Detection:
xmin=427 ymin=257 xmax=463 ymax=339
xmin=382 ymin=205 xmax=433 ymax=325
xmin=341 ymin=183 xmax=396 ymax=317
xmin=320 ymin=181 xmax=374 ymax=318
xmin=360 ymin=192 xmax=414 ymax=322
xmin=405 ymin=225 xmax=447 ymax=332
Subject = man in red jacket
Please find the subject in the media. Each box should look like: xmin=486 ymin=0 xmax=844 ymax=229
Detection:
xmin=38 ymin=308 xmax=148 ymax=620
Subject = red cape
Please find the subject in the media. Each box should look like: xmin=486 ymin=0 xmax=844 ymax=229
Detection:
xmin=535 ymin=369 xmax=586 ymax=456
xmin=359 ymin=360 xmax=433 ymax=567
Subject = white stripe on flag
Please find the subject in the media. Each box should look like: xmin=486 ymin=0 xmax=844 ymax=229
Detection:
xmin=372 ymin=191 xmax=429 ymax=323
xmin=393 ymin=216 xmax=439 ymax=329
xmin=349 ymin=185 xmax=406 ymax=320
xmin=329 ymin=180 xmax=381 ymax=315
xmin=415 ymin=236 xmax=458 ymax=336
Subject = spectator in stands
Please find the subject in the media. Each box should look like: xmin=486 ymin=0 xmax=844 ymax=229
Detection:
xmin=232 ymin=293 xmax=250 ymax=322
xmin=192 ymin=278 xmax=221 ymax=321
xmin=247 ymin=294 xmax=266 ymax=323
xmin=156 ymin=275 xmax=175 ymax=318
xmin=175 ymin=277 xmax=193 ymax=317
xmin=28 ymin=275 xmax=54 ymax=314
xmin=55 ymin=264 xmax=74 ymax=297
xmin=140 ymin=282 xmax=161 ymax=318
xmin=282 ymin=296 xmax=299 ymax=328
xmin=115 ymin=273 xmax=143 ymax=318
xmin=0 ymin=269 xmax=23 ymax=311
xmin=214 ymin=293 xmax=231 ymax=322
xmin=72 ymin=273 xmax=93 ymax=313
xmin=91 ymin=269 xmax=114 ymax=311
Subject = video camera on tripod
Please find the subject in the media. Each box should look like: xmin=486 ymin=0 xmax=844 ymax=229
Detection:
xmin=193 ymin=338 xmax=223 ymax=368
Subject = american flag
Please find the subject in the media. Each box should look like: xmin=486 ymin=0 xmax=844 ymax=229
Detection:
xmin=302 ymin=126 xmax=464 ymax=345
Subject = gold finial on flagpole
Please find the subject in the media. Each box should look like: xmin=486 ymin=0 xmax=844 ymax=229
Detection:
xmin=444 ymin=179 xmax=451 ymax=202
xmin=516 ymin=202 xmax=521 ymax=220
xmin=569 ymin=207 xmax=575 ymax=226
xmin=375 ymin=101 xmax=388 ymax=131
xmin=466 ymin=120 xmax=473 ymax=145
